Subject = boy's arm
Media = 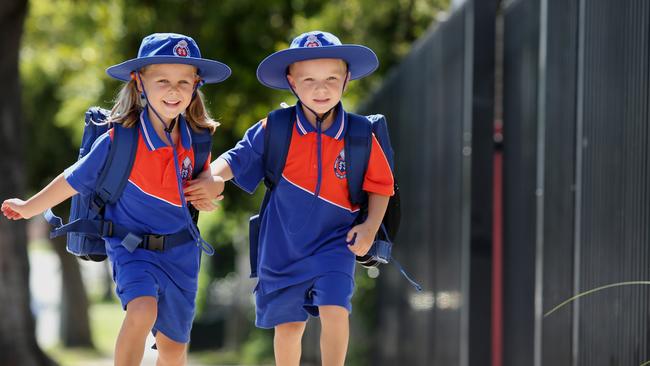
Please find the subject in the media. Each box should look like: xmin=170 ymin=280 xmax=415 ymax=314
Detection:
xmin=208 ymin=157 xmax=234 ymax=181
xmin=346 ymin=192 xmax=390 ymax=257
xmin=186 ymin=116 xmax=266 ymax=204
xmin=185 ymin=120 xmax=266 ymax=211
xmin=2 ymin=173 xmax=78 ymax=220
xmin=194 ymin=157 xmax=234 ymax=181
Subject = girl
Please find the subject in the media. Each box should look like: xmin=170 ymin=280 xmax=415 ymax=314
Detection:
xmin=2 ymin=33 xmax=229 ymax=366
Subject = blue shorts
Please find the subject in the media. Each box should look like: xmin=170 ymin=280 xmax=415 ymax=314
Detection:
xmin=113 ymin=260 xmax=196 ymax=343
xmin=255 ymin=272 xmax=354 ymax=329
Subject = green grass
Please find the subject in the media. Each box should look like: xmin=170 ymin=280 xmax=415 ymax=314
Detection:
xmin=29 ymin=238 xmax=54 ymax=252
xmin=90 ymin=301 xmax=125 ymax=354
xmin=46 ymin=347 xmax=106 ymax=365
xmin=190 ymin=349 xmax=244 ymax=364
xmin=190 ymin=350 xmax=274 ymax=366
xmin=46 ymin=301 xmax=123 ymax=365
xmin=46 ymin=301 xmax=270 ymax=365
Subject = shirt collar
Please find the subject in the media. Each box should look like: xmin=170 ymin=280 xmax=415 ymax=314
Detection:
xmin=295 ymin=101 xmax=347 ymax=140
xmin=139 ymin=109 xmax=192 ymax=151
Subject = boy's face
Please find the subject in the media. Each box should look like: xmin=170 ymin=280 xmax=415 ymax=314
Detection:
xmin=287 ymin=58 xmax=349 ymax=115
xmin=137 ymin=63 xmax=198 ymax=124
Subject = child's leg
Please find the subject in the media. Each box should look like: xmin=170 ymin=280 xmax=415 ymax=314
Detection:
xmin=274 ymin=321 xmax=307 ymax=366
xmin=114 ymin=296 xmax=157 ymax=366
xmin=256 ymin=281 xmax=312 ymax=366
xmin=318 ymin=305 xmax=349 ymax=366
xmin=304 ymin=273 xmax=354 ymax=366
xmin=155 ymin=331 xmax=187 ymax=366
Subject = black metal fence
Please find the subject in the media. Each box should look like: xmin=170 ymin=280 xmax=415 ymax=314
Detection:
xmin=361 ymin=0 xmax=650 ymax=365
xmin=359 ymin=1 xmax=497 ymax=365
xmin=503 ymin=0 xmax=650 ymax=365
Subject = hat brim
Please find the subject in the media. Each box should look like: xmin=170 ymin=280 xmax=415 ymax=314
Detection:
xmin=106 ymin=56 xmax=231 ymax=84
xmin=256 ymin=45 xmax=379 ymax=90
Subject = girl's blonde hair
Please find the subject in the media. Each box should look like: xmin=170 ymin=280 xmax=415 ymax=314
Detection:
xmin=108 ymin=68 xmax=219 ymax=134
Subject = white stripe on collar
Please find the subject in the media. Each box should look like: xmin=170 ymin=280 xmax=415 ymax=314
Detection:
xmin=140 ymin=113 xmax=156 ymax=150
xmin=296 ymin=115 xmax=308 ymax=134
xmin=334 ymin=111 xmax=345 ymax=140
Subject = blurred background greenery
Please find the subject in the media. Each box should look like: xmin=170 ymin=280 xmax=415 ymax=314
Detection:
xmin=17 ymin=0 xmax=449 ymax=364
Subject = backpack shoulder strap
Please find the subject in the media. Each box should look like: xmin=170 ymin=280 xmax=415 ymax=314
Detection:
xmin=365 ymin=114 xmax=394 ymax=170
xmin=187 ymin=126 xmax=213 ymax=222
xmin=190 ymin=127 xmax=213 ymax=178
xmin=94 ymin=122 xmax=139 ymax=207
xmin=345 ymin=113 xmax=373 ymax=206
xmin=263 ymin=106 xmax=295 ymax=189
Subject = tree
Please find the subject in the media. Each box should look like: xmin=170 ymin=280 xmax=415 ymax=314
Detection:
xmin=52 ymin=236 xmax=94 ymax=347
xmin=0 ymin=0 xmax=57 ymax=364
xmin=20 ymin=0 xmax=125 ymax=349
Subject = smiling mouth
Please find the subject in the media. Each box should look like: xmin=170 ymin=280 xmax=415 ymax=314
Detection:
xmin=163 ymin=100 xmax=181 ymax=107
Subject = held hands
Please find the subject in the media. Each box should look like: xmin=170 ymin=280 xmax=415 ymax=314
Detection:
xmin=1 ymin=199 xmax=33 ymax=220
xmin=346 ymin=221 xmax=378 ymax=257
xmin=183 ymin=175 xmax=225 ymax=212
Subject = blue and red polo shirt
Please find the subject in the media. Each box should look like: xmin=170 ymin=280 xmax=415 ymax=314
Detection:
xmin=220 ymin=102 xmax=394 ymax=295
xmin=64 ymin=111 xmax=210 ymax=291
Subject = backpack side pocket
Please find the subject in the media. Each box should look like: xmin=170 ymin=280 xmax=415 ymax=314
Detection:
xmin=249 ymin=214 xmax=261 ymax=278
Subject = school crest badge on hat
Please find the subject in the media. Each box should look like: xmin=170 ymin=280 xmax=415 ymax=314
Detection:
xmin=173 ymin=40 xmax=190 ymax=57
xmin=106 ymin=33 xmax=231 ymax=84
xmin=304 ymin=35 xmax=322 ymax=48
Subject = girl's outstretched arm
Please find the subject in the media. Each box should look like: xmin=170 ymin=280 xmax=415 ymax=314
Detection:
xmin=1 ymin=173 xmax=78 ymax=220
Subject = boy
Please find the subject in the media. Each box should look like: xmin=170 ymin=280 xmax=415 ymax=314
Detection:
xmin=189 ymin=31 xmax=393 ymax=366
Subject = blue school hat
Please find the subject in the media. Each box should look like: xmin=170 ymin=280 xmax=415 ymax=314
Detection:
xmin=106 ymin=33 xmax=231 ymax=84
xmin=256 ymin=31 xmax=379 ymax=90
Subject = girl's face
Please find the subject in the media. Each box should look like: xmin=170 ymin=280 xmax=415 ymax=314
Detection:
xmin=137 ymin=63 xmax=198 ymax=124
xmin=287 ymin=58 xmax=349 ymax=116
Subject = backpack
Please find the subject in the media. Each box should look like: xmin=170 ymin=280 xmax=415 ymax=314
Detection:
xmin=249 ymin=106 xmax=421 ymax=291
xmin=44 ymin=107 xmax=212 ymax=261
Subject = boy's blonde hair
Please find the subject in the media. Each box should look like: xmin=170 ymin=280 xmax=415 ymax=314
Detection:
xmin=287 ymin=58 xmax=348 ymax=76
xmin=108 ymin=69 xmax=219 ymax=134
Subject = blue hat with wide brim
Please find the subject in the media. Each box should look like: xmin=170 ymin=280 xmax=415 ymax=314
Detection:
xmin=106 ymin=33 xmax=231 ymax=84
xmin=257 ymin=31 xmax=379 ymax=90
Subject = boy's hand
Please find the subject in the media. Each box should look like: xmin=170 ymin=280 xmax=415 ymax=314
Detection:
xmin=189 ymin=197 xmax=223 ymax=212
xmin=346 ymin=222 xmax=378 ymax=257
xmin=184 ymin=175 xmax=225 ymax=212
xmin=2 ymin=199 xmax=33 ymax=220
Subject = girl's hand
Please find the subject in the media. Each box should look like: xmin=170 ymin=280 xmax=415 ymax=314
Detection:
xmin=346 ymin=222 xmax=377 ymax=257
xmin=184 ymin=175 xmax=225 ymax=208
xmin=1 ymin=199 xmax=33 ymax=220
xmin=189 ymin=196 xmax=223 ymax=212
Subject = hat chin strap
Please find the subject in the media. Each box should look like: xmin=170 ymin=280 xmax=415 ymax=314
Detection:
xmin=136 ymin=72 xmax=178 ymax=133
xmin=134 ymin=72 xmax=215 ymax=256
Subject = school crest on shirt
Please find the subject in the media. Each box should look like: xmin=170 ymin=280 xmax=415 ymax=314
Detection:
xmin=334 ymin=149 xmax=346 ymax=179
xmin=173 ymin=40 xmax=190 ymax=57
xmin=305 ymin=35 xmax=322 ymax=48
xmin=180 ymin=156 xmax=193 ymax=181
